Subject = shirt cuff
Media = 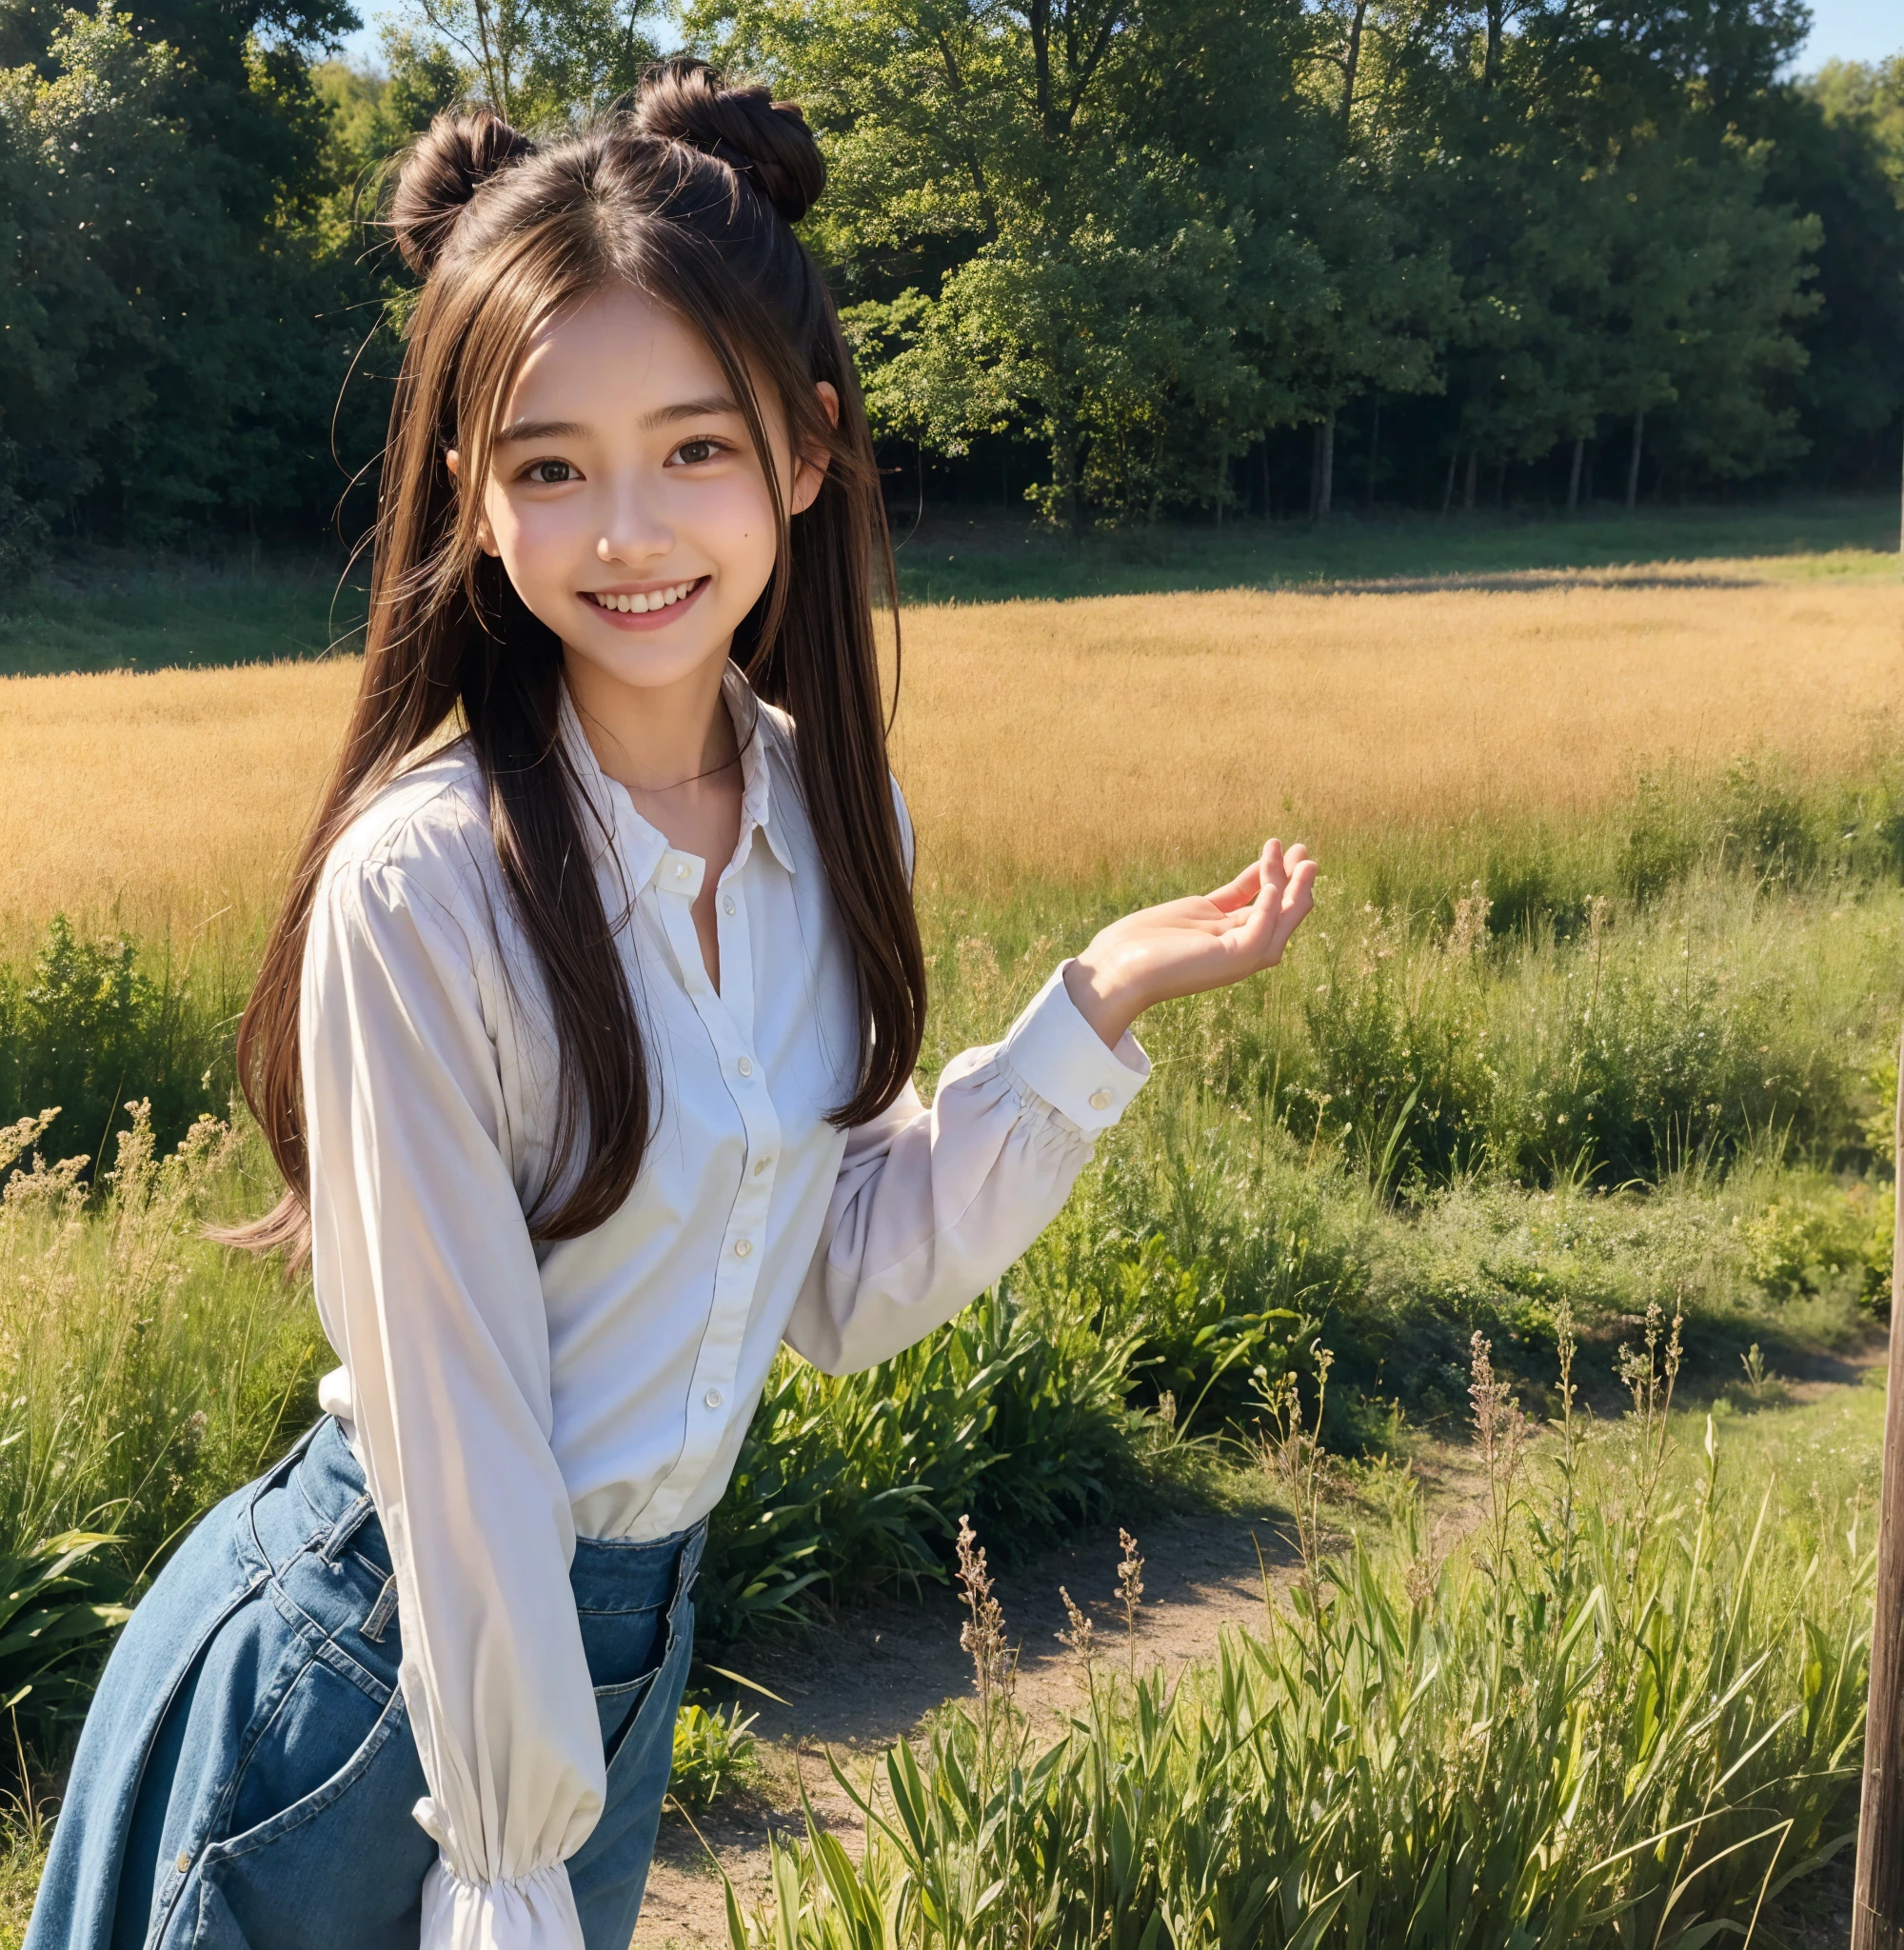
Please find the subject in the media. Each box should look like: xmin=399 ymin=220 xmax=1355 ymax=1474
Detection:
xmin=996 ymin=962 xmax=1150 ymax=1136
xmin=420 ymin=1856 xmax=583 ymax=1950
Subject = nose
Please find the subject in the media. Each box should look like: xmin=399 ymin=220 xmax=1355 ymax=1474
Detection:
xmin=596 ymin=471 xmax=673 ymax=567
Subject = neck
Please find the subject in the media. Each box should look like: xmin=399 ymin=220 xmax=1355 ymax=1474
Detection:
xmin=563 ymin=646 xmax=739 ymax=798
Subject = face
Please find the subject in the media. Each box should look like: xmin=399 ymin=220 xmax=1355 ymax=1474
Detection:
xmin=448 ymin=283 xmax=833 ymax=698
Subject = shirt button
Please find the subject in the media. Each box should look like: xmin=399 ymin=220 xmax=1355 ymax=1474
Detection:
xmin=176 ymin=1852 xmax=190 ymax=1874
xmin=734 ymin=1237 xmax=752 ymax=1258
xmin=723 ymin=894 xmax=736 ymax=915
xmin=753 ymin=1156 xmax=771 ymax=1176
xmin=1089 ymin=1088 xmax=1113 ymax=1111
xmin=674 ymin=860 xmax=690 ymax=880
xmin=704 ymin=1388 xmax=723 ymax=1410
xmin=737 ymin=1056 xmax=754 ymax=1078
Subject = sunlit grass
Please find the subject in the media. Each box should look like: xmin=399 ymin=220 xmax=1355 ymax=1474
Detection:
xmin=3 ymin=562 xmax=1897 ymax=965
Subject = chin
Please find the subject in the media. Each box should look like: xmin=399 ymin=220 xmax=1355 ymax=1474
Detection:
xmin=565 ymin=627 xmax=731 ymax=694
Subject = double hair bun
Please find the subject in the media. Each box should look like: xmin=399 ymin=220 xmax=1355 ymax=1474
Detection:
xmin=388 ymin=58 xmax=825 ymax=276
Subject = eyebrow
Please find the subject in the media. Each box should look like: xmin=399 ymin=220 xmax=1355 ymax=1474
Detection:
xmin=639 ymin=393 xmax=744 ymax=428
xmin=494 ymin=417 xmax=585 ymax=445
xmin=493 ymin=396 xmax=745 ymax=445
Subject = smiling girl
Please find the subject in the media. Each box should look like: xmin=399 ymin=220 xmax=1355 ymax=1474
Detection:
xmin=27 ymin=61 xmax=1315 ymax=1950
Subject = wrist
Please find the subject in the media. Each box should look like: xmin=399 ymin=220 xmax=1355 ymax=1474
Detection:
xmin=1063 ymin=949 xmax=1147 ymax=1050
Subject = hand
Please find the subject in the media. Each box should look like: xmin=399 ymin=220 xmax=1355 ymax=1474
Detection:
xmin=1063 ymin=839 xmax=1317 ymax=1049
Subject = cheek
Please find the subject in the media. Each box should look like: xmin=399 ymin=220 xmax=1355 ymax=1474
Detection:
xmin=687 ymin=474 xmax=779 ymax=571
xmin=488 ymin=492 xmax=573 ymax=574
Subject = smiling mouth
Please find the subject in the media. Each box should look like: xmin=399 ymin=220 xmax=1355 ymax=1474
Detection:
xmin=585 ymin=577 xmax=705 ymax=615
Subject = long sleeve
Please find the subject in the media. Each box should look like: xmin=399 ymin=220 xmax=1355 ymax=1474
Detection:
xmin=303 ymin=858 xmax=598 ymax=1950
xmin=785 ymin=964 xmax=1150 ymax=1375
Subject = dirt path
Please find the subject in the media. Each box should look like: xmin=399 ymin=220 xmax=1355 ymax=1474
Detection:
xmin=632 ymin=1447 xmax=1486 ymax=1947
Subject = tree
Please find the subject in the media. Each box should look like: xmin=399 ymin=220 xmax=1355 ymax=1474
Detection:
xmin=1373 ymin=0 xmax=1816 ymax=507
xmin=1763 ymin=59 xmax=1904 ymax=488
xmin=0 ymin=4 xmax=378 ymax=545
xmin=690 ymin=0 xmax=1452 ymax=527
xmin=374 ymin=0 xmax=662 ymax=130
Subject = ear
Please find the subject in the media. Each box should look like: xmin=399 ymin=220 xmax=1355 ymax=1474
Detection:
xmin=788 ymin=382 xmax=840 ymax=517
xmin=445 ymin=448 xmax=501 ymax=558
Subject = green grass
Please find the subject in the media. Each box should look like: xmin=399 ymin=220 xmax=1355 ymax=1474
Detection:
xmin=0 ymin=551 xmax=367 ymax=677
xmin=885 ymin=492 xmax=1902 ymax=606
xmin=0 ymin=494 xmax=1894 ymax=679
xmin=728 ymin=1349 xmax=1881 ymax=1947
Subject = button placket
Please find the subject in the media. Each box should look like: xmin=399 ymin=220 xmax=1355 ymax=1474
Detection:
xmin=644 ymin=862 xmax=780 ymax=1529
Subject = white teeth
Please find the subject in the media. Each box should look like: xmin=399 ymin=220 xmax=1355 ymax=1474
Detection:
xmin=593 ymin=580 xmax=698 ymax=613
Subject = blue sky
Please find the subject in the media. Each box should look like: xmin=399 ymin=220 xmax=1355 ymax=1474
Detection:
xmin=336 ymin=0 xmax=1902 ymax=78
xmin=1799 ymin=0 xmax=1902 ymax=69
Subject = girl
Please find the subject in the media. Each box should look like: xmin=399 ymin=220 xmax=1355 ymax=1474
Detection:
xmin=28 ymin=60 xmax=1315 ymax=1950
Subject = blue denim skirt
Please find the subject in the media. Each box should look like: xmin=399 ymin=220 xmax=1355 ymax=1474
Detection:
xmin=26 ymin=1417 xmax=702 ymax=1950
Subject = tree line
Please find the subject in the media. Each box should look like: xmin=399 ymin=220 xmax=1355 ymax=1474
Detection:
xmin=0 ymin=0 xmax=1898 ymax=554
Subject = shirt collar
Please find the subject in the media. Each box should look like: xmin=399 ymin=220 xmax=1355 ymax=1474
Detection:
xmin=727 ymin=664 xmax=799 ymax=878
xmin=554 ymin=665 xmax=797 ymax=894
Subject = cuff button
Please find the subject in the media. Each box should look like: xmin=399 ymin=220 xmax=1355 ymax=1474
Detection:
xmin=1088 ymin=1088 xmax=1113 ymax=1111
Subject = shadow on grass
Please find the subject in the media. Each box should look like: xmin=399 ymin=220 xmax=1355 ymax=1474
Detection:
xmin=888 ymin=493 xmax=1900 ymax=606
xmin=0 ymin=548 xmax=369 ymax=677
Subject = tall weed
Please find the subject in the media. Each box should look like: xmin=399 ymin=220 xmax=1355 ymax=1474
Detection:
xmin=729 ymin=1331 xmax=1872 ymax=1946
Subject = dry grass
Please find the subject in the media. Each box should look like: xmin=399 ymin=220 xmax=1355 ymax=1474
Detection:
xmin=888 ymin=567 xmax=1904 ymax=892
xmin=2 ymin=565 xmax=1897 ymax=949
xmin=1 ymin=659 xmax=357 ymax=956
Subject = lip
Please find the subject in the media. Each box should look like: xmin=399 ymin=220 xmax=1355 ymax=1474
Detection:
xmin=580 ymin=575 xmax=709 ymax=632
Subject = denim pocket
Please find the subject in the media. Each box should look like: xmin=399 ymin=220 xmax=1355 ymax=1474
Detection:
xmin=222 ymin=1652 xmax=391 ymax=1841
xmin=580 ymin=1600 xmax=665 ymax=1764
xmin=566 ymin=1602 xmax=696 ymax=1950
xmin=188 ymin=1687 xmax=433 ymax=1950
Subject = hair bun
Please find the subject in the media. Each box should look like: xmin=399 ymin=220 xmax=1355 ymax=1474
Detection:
xmin=389 ymin=109 xmax=536 ymax=275
xmin=632 ymin=59 xmax=824 ymax=226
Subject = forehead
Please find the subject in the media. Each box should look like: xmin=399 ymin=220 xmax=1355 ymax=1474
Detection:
xmin=503 ymin=283 xmax=730 ymax=418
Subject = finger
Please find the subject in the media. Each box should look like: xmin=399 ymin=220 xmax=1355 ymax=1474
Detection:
xmin=1262 ymin=858 xmax=1318 ymax=963
xmin=1212 ymin=837 xmax=1291 ymax=916
xmin=1253 ymin=837 xmax=1288 ymax=912
xmin=1205 ymin=854 xmax=1265 ymax=914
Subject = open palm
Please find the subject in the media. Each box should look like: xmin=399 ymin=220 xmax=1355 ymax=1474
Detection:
xmin=1065 ymin=840 xmax=1317 ymax=1047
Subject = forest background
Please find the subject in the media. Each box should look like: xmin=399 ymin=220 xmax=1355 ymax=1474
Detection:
xmin=0 ymin=0 xmax=1902 ymax=560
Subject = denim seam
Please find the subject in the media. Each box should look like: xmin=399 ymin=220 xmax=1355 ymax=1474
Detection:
xmin=260 ymin=1581 xmax=393 ymax=1706
xmin=147 ymin=1620 xmax=314 ymax=1950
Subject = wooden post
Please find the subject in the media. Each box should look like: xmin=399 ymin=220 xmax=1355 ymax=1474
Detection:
xmin=1853 ymin=1031 xmax=1904 ymax=1947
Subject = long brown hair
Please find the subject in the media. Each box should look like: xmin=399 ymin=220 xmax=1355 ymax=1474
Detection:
xmin=230 ymin=61 xmax=925 ymax=1254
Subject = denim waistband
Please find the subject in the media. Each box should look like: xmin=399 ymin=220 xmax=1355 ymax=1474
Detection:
xmin=270 ymin=1416 xmax=705 ymax=1617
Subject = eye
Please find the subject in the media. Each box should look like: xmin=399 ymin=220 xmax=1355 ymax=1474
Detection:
xmin=523 ymin=459 xmax=576 ymax=485
xmin=673 ymin=438 xmax=724 ymax=467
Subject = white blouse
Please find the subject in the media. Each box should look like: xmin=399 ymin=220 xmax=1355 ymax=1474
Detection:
xmin=301 ymin=667 xmax=1149 ymax=1950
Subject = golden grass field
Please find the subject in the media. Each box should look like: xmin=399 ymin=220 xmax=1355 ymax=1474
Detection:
xmin=8 ymin=562 xmax=1899 ymax=952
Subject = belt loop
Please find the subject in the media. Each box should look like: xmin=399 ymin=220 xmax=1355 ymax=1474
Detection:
xmin=317 ymin=1492 xmax=377 ymax=1565
xmin=667 ymin=1521 xmax=707 ymax=1628
xmin=361 ymin=1573 xmax=400 ymax=1642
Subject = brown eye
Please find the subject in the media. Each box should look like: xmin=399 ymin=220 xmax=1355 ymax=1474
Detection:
xmin=526 ymin=460 xmax=575 ymax=484
xmin=675 ymin=440 xmax=717 ymax=466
